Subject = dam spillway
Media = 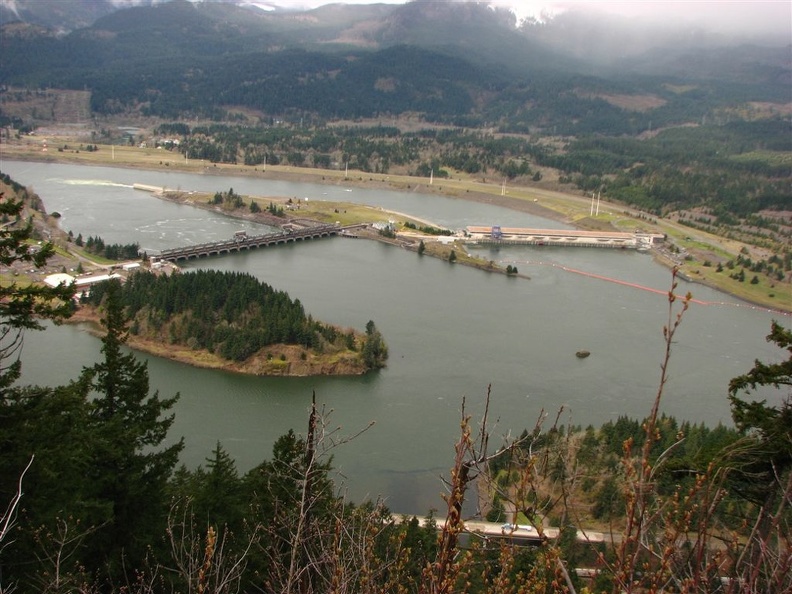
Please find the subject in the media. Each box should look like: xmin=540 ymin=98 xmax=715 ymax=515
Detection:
xmin=157 ymin=224 xmax=340 ymax=262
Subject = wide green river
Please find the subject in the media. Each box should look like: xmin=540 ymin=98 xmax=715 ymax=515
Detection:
xmin=3 ymin=160 xmax=788 ymax=514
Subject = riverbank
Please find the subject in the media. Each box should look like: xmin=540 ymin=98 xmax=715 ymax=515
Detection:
xmin=3 ymin=139 xmax=790 ymax=313
xmin=0 ymin=139 xmax=571 ymax=222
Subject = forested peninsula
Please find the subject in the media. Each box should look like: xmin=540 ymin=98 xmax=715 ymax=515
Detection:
xmin=75 ymin=269 xmax=388 ymax=376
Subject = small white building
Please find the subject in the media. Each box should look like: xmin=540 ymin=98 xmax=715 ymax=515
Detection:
xmin=372 ymin=220 xmax=397 ymax=232
xmin=74 ymin=273 xmax=122 ymax=289
xmin=44 ymin=273 xmax=75 ymax=288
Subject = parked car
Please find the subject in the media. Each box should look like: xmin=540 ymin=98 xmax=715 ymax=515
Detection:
xmin=501 ymin=523 xmax=533 ymax=534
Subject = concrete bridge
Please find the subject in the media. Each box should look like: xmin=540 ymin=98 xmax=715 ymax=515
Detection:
xmin=157 ymin=224 xmax=340 ymax=263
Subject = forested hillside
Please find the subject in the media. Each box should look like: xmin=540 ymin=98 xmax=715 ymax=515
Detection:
xmin=155 ymin=118 xmax=790 ymax=222
xmin=1 ymin=0 xmax=788 ymax=131
xmin=541 ymin=119 xmax=792 ymax=215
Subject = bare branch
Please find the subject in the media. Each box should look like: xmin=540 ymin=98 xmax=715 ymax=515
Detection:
xmin=0 ymin=455 xmax=34 ymax=550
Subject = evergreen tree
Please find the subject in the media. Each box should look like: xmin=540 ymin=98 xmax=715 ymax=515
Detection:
xmin=724 ymin=321 xmax=792 ymax=583
xmin=193 ymin=441 xmax=245 ymax=533
xmin=80 ymin=279 xmax=183 ymax=580
xmin=361 ymin=320 xmax=388 ymax=369
xmin=727 ymin=321 xmax=792 ymax=507
xmin=0 ymin=191 xmax=73 ymax=388
xmin=0 ymin=182 xmax=82 ymax=587
xmin=0 ymin=379 xmax=97 ymax=587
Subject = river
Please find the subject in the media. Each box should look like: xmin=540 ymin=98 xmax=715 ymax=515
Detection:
xmin=3 ymin=160 xmax=788 ymax=514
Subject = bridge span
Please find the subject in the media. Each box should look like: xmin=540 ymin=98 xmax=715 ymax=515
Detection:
xmin=157 ymin=224 xmax=340 ymax=263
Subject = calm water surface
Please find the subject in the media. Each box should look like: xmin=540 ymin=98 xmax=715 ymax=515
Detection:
xmin=4 ymin=160 xmax=788 ymax=514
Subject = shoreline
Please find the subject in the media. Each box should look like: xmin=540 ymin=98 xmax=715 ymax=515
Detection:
xmin=0 ymin=144 xmax=573 ymax=223
xmin=3 ymin=144 xmax=790 ymax=314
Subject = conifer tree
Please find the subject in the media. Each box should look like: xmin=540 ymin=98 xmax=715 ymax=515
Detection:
xmin=0 ymin=379 xmax=97 ymax=586
xmin=0 ymin=191 xmax=73 ymax=388
xmin=727 ymin=321 xmax=792 ymax=506
xmin=194 ymin=441 xmax=245 ymax=533
xmin=0 ymin=182 xmax=82 ymax=588
xmin=80 ymin=279 xmax=183 ymax=579
xmin=362 ymin=320 xmax=388 ymax=369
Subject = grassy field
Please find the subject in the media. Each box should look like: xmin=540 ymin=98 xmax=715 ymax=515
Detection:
xmin=248 ymin=196 xmax=400 ymax=227
xmin=679 ymin=259 xmax=791 ymax=308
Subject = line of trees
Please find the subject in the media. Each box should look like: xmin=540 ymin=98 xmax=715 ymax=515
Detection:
xmin=150 ymin=118 xmax=791 ymax=228
xmin=70 ymin=232 xmax=141 ymax=261
xmin=211 ymin=187 xmax=245 ymax=209
xmin=168 ymin=122 xmax=539 ymax=179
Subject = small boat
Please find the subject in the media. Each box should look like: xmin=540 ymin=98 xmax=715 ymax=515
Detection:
xmin=575 ymin=350 xmax=591 ymax=359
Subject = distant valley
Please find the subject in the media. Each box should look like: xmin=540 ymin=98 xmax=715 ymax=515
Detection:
xmin=1 ymin=0 xmax=789 ymax=295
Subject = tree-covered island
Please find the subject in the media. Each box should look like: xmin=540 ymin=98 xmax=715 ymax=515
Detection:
xmin=74 ymin=270 xmax=388 ymax=376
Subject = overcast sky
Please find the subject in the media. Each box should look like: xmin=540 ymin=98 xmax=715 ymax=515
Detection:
xmin=254 ymin=0 xmax=791 ymax=37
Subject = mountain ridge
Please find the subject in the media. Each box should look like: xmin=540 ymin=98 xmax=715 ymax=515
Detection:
xmin=0 ymin=0 xmax=788 ymax=134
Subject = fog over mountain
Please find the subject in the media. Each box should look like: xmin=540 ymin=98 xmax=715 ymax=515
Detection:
xmin=2 ymin=0 xmax=789 ymax=51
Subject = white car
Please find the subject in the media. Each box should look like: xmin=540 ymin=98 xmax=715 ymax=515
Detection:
xmin=501 ymin=523 xmax=533 ymax=534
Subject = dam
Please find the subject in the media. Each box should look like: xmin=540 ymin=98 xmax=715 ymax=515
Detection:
xmin=156 ymin=224 xmax=340 ymax=262
xmin=464 ymin=226 xmax=664 ymax=250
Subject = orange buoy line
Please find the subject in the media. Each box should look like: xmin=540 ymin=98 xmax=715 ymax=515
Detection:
xmin=516 ymin=260 xmax=790 ymax=316
xmin=558 ymin=264 xmax=709 ymax=305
